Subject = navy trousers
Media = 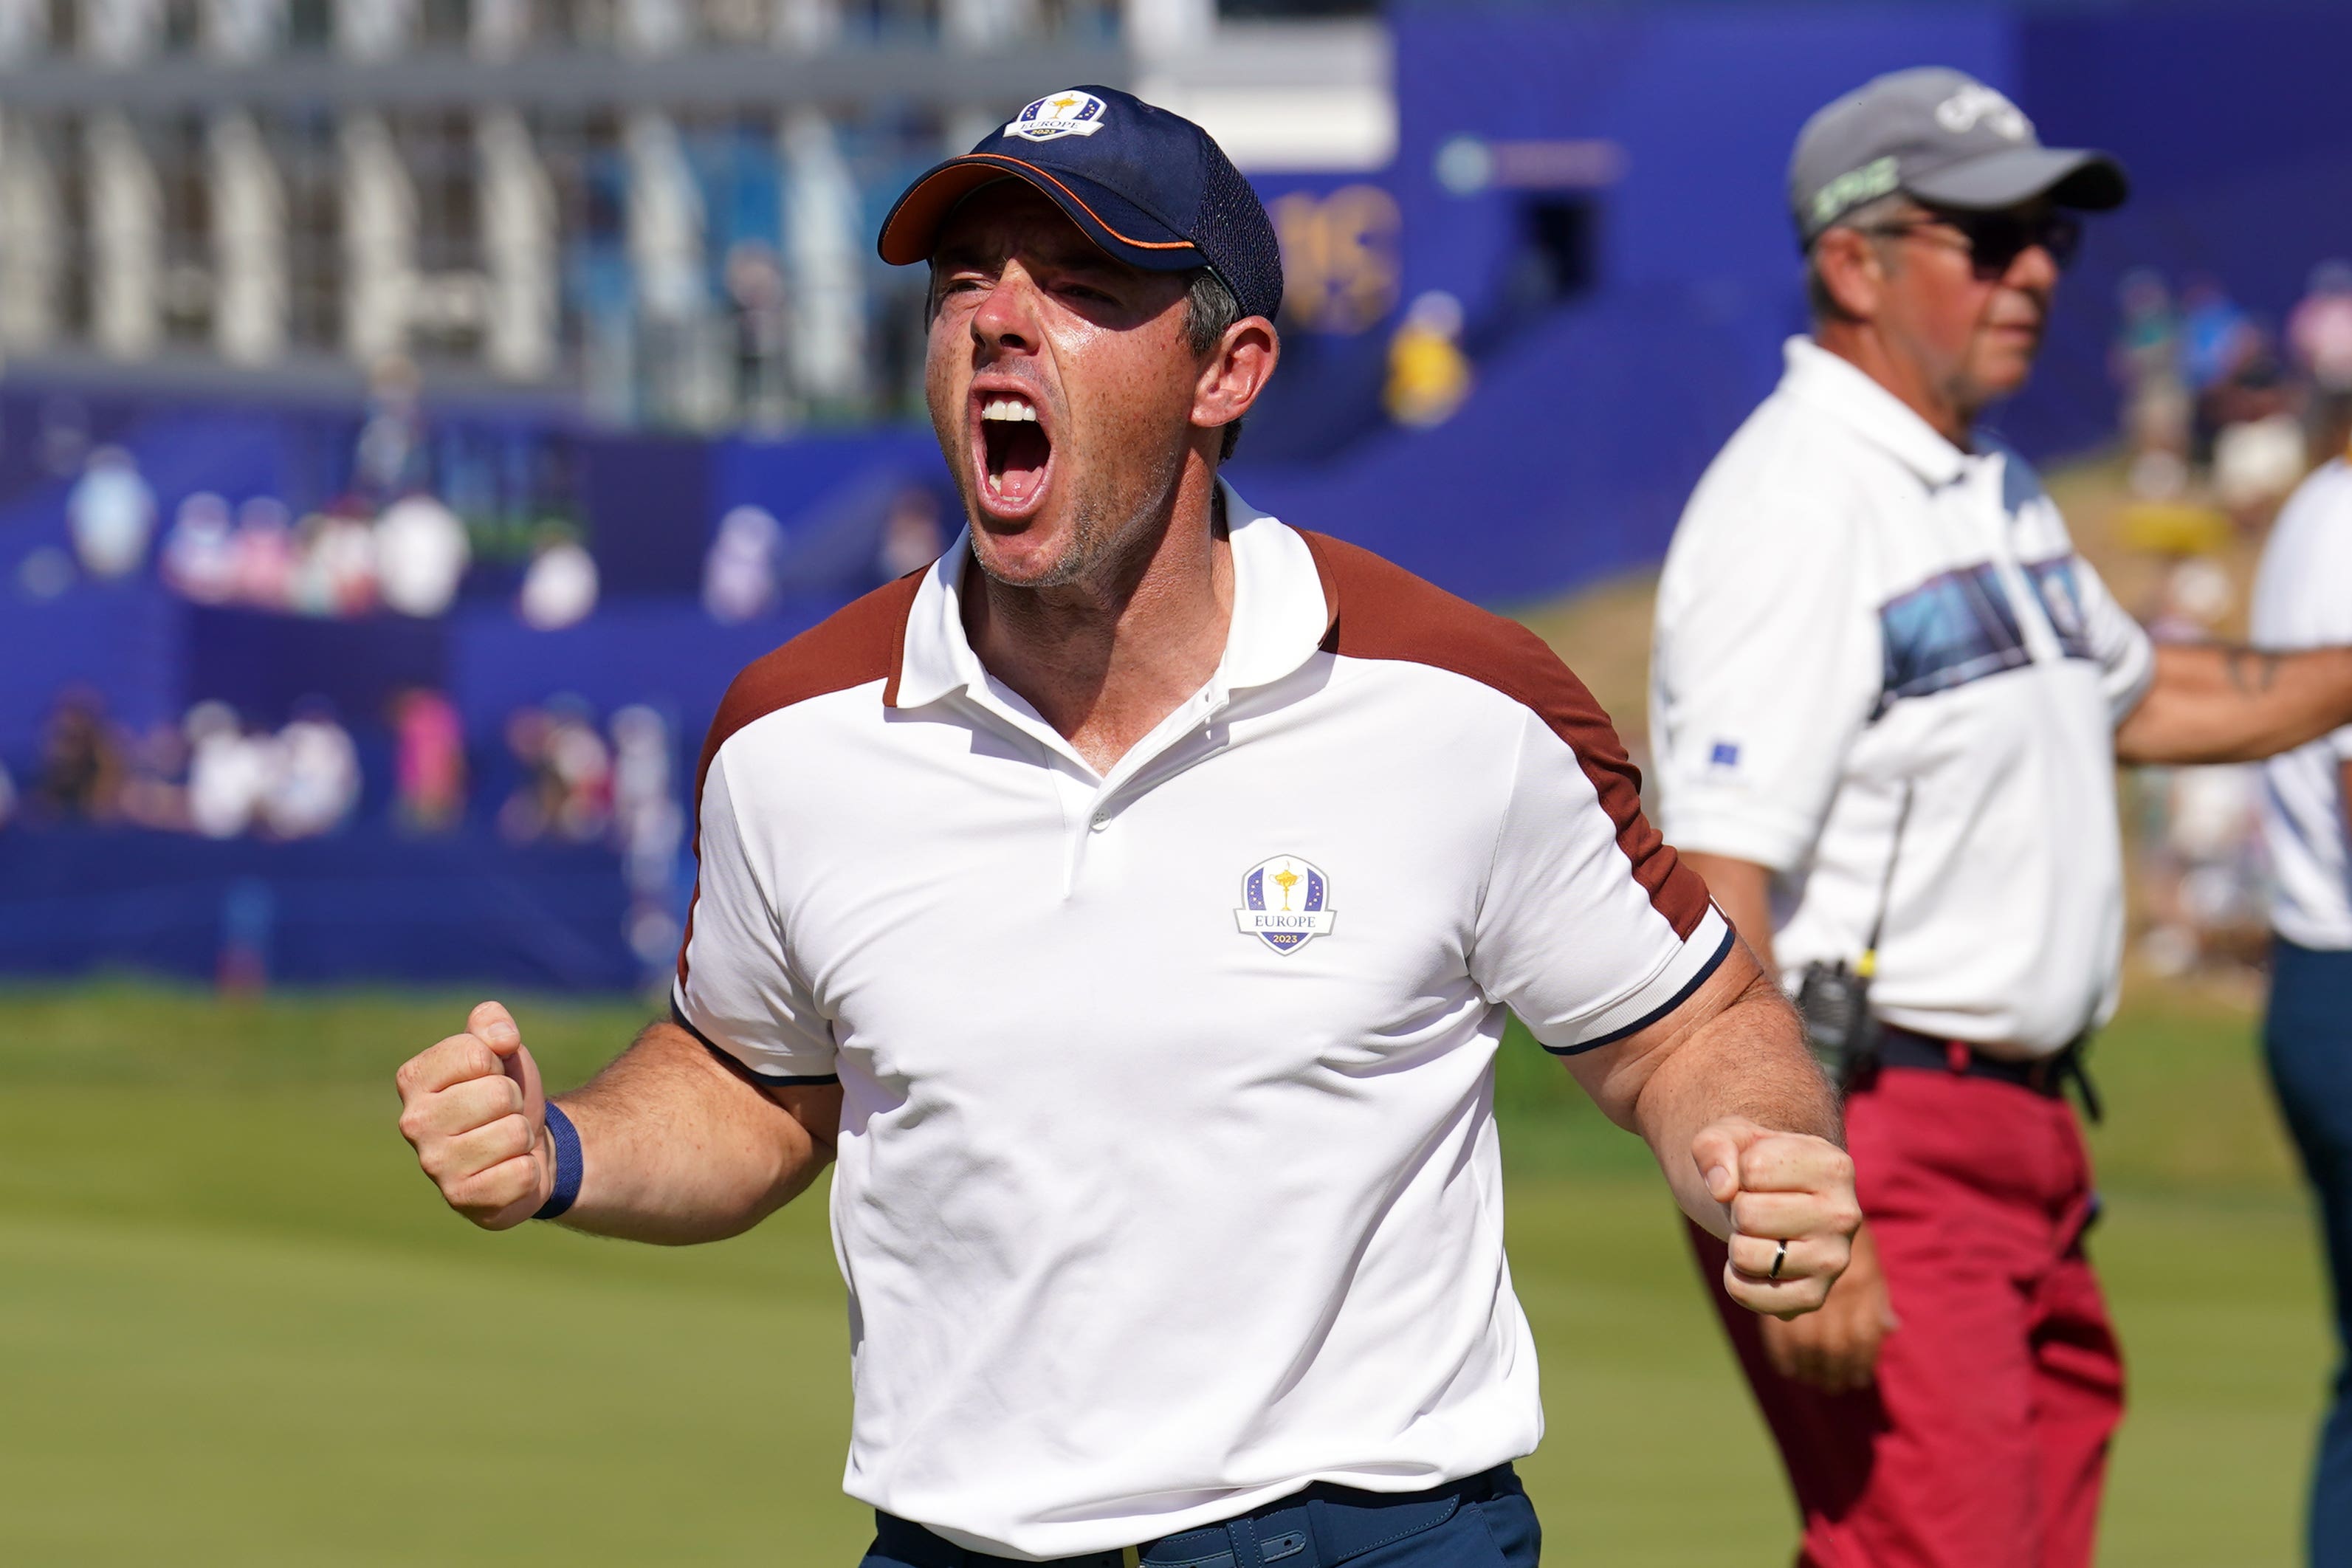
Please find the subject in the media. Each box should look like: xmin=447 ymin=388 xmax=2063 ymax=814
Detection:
xmin=2265 ymin=938 xmax=2352 ymax=1567
xmin=857 ymin=1463 xmax=1539 ymax=1568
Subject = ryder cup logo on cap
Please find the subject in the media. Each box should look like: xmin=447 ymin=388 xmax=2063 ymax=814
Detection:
xmin=1235 ymin=856 xmax=1336 ymax=955
xmin=1007 ymin=89 xmax=1110 ymax=142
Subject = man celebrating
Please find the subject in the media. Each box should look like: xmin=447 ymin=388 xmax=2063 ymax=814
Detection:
xmin=399 ymin=88 xmax=1857 ymax=1566
xmin=1654 ymin=66 xmax=2352 ymax=1568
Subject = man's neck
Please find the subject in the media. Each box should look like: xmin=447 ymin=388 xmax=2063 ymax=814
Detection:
xmin=1814 ymin=323 xmax=1976 ymax=450
xmin=965 ymin=462 xmax=1234 ymax=776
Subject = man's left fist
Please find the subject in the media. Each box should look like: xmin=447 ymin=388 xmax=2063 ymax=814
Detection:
xmin=1691 ymin=1117 xmax=1860 ymax=1318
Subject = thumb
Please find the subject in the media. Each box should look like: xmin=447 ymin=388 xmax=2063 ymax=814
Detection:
xmin=467 ymin=1000 xmax=545 ymax=1127
xmin=1691 ymin=1119 xmax=1759 ymax=1206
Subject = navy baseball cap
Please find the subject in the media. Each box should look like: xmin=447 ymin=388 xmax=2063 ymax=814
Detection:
xmin=876 ymin=86 xmax=1285 ymax=325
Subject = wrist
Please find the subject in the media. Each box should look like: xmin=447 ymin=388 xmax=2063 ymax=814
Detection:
xmin=533 ymin=1101 xmax=583 ymax=1220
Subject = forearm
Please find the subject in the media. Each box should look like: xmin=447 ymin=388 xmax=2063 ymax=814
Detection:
xmin=552 ymin=1022 xmax=837 ymax=1245
xmin=2116 ymin=643 xmax=2352 ymax=765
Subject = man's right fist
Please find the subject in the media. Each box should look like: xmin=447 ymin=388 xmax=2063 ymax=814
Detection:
xmin=395 ymin=1000 xmax=552 ymax=1230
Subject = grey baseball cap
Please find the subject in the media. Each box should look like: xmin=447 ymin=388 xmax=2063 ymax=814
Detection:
xmin=1790 ymin=66 xmax=2128 ymax=246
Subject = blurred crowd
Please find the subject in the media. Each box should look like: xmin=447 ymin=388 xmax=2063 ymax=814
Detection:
xmin=2110 ymin=260 xmax=2352 ymax=980
xmin=2113 ymin=259 xmax=2352 ymax=517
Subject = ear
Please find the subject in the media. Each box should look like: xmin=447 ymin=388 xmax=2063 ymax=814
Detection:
xmin=1813 ymin=227 xmax=1888 ymax=323
xmin=1192 ymin=317 xmax=1281 ymax=442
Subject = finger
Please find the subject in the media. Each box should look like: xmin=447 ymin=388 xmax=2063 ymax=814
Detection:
xmin=442 ymin=1151 xmax=545 ymax=1225
xmin=1737 ymin=1135 xmax=1855 ymax=1195
xmin=1690 ymin=1119 xmax=1761 ymax=1204
xmin=395 ymin=1033 xmax=506 ymax=1098
xmin=431 ymin=1113 xmax=539 ymax=1184
xmin=1730 ymin=1189 xmax=1854 ymax=1240
xmin=1725 ymin=1231 xmax=1845 ymax=1284
xmin=468 ymin=1000 xmax=522 ymax=1056
xmin=1722 ymin=1260 xmax=1832 ymax=1317
xmin=398 ymin=1074 xmax=526 ymax=1146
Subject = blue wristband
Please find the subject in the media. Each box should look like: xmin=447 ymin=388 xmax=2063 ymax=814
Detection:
xmin=534 ymin=1101 xmax=582 ymax=1220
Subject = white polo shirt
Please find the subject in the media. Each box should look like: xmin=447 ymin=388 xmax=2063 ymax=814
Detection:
xmin=1651 ymin=337 xmax=2154 ymax=1058
xmin=2254 ymin=458 xmax=2352 ymax=949
xmin=673 ymin=487 xmax=1728 ymax=1559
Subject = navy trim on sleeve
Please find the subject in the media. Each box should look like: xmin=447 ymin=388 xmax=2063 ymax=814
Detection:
xmin=670 ymin=998 xmax=842 ymax=1087
xmin=1544 ymin=923 xmax=1738 ymax=1056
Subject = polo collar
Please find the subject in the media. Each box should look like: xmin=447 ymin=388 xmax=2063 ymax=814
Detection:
xmin=1780 ymin=335 xmax=1970 ymax=487
xmin=890 ymin=480 xmax=1332 ymax=712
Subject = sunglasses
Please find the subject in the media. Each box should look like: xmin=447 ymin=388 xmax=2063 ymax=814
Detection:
xmin=1860 ymin=208 xmax=2083 ymax=278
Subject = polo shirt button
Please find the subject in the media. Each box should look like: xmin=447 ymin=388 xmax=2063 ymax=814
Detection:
xmin=1090 ymin=811 xmax=1108 ymax=831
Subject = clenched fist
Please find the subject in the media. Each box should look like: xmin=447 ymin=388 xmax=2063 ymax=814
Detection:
xmin=395 ymin=1000 xmax=553 ymax=1229
xmin=1692 ymin=1116 xmax=1860 ymax=1318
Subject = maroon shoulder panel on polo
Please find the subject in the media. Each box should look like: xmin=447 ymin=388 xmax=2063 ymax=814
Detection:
xmin=677 ymin=568 xmax=926 ymax=987
xmin=1299 ymin=529 xmax=1712 ymax=941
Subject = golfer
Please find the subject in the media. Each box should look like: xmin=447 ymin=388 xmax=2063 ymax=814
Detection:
xmin=397 ymin=88 xmax=1857 ymax=1567
xmin=1653 ymin=66 xmax=2352 ymax=1567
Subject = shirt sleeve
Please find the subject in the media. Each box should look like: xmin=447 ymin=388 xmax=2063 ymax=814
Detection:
xmin=1471 ymin=703 xmax=1733 ymax=1056
xmin=2070 ymin=552 xmax=2157 ymax=723
xmin=1650 ymin=485 xmax=1881 ymax=875
xmin=671 ymin=747 xmax=839 ymax=1084
xmin=2253 ymin=465 xmax=2352 ymax=758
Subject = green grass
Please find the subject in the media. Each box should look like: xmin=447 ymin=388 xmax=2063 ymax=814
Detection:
xmin=0 ymin=979 xmax=2329 ymax=1564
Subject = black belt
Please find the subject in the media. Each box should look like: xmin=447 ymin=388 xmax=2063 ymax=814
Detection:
xmin=1874 ymin=1025 xmax=2103 ymax=1123
xmin=869 ymin=1464 xmax=1520 ymax=1568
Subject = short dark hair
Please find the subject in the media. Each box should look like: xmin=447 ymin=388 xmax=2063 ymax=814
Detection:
xmin=1184 ymin=268 xmax=1247 ymax=461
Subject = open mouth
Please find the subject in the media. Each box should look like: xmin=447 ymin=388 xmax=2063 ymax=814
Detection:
xmin=975 ymin=389 xmax=1053 ymax=517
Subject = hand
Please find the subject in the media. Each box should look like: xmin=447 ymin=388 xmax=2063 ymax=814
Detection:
xmin=1759 ymin=1221 xmax=1897 ymax=1392
xmin=1692 ymin=1116 xmax=1860 ymax=1318
xmin=395 ymin=1000 xmax=551 ymax=1230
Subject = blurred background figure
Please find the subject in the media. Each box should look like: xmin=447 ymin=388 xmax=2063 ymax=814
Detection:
xmin=261 ymin=699 xmax=359 ymax=839
xmin=184 ymin=701 xmax=276 ymax=840
xmin=1384 ymin=289 xmax=1473 ymax=428
xmin=391 ymin=688 xmax=467 ymax=835
xmin=703 ymin=503 xmax=783 ymax=622
xmin=2250 ymin=444 xmax=2352 ymax=1565
xmin=374 ymin=494 xmax=470 ymax=618
xmin=517 ymin=526 xmax=599 ymax=630
xmin=66 ymin=444 xmax=156 ymax=580
xmin=876 ymin=486 xmax=945 ymax=582
xmin=32 ymin=688 xmax=124 ymax=823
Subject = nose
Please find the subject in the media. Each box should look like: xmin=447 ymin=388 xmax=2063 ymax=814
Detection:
xmin=970 ymin=265 xmax=1042 ymax=359
xmin=2004 ymin=240 xmax=2061 ymax=298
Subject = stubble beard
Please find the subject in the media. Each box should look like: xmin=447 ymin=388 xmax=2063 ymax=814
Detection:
xmin=966 ymin=435 xmax=1186 ymax=596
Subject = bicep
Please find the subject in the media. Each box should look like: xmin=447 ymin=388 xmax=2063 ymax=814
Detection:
xmin=1559 ymin=937 xmax=1773 ymax=1129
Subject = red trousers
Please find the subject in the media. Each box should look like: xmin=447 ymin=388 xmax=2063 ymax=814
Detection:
xmin=1689 ymin=1065 xmax=2126 ymax=1568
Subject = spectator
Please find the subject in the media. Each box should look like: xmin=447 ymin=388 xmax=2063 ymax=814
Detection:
xmin=498 ymin=701 xmax=611 ymax=842
xmin=0 ymin=758 xmax=16 ymax=829
xmin=117 ymin=718 xmax=194 ymax=831
xmin=32 ymin=688 xmax=124 ymax=822
xmin=185 ymin=702 xmax=278 ymax=840
xmin=294 ymin=504 xmax=379 ymax=617
xmin=2111 ymin=269 xmax=2189 ymax=488
xmin=391 ymin=688 xmax=467 ymax=833
xmin=610 ymin=703 xmax=684 ymax=969
xmin=66 ymin=445 xmax=157 ymax=580
xmin=876 ymin=486 xmax=945 ymax=582
xmin=2290 ymin=259 xmax=2352 ymax=402
xmin=1384 ymin=290 xmax=1474 ymax=428
xmin=229 ymin=497 xmax=298 ymax=610
xmin=263 ymin=700 xmax=361 ymax=839
xmin=703 ymin=503 xmax=782 ymax=622
xmin=161 ymin=492 xmax=238 ymax=604
xmin=517 ymin=526 xmax=598 ymax=629
xmin=375 ymin=494 xmax=471 ymax=617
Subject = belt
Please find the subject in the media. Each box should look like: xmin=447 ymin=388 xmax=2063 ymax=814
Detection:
xmin=1875 ymin=1025 xmax=2103 ymax=1123
xmin=870 ymin=1464 xmax=1520 ymax=1568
